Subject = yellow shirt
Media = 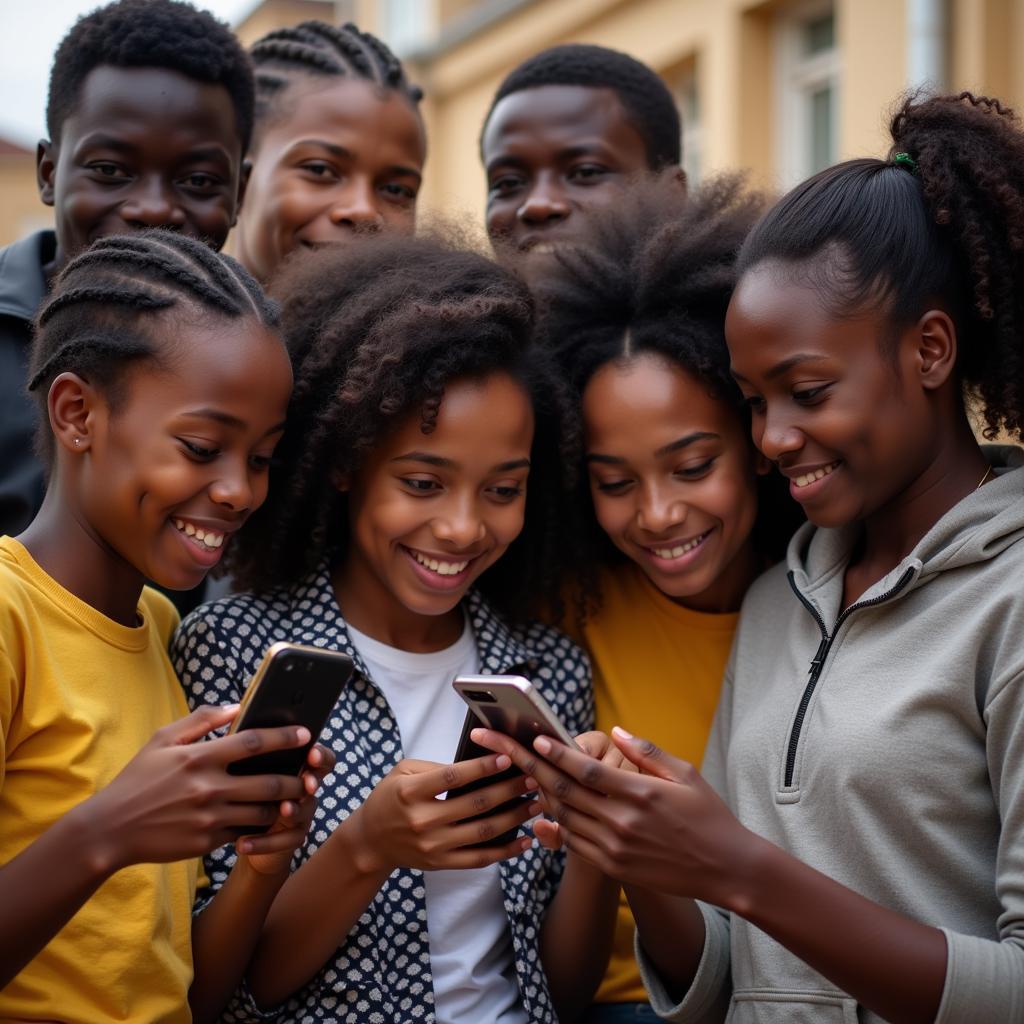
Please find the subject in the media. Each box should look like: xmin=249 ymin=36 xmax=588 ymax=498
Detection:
xmin=0 ymin=536 xmax=201 ymax=1024
xmin=579 ymin=565 xmax=737 ymax=1005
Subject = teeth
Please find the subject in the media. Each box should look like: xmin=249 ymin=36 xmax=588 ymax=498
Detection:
xmin=173 ymin=519 xmax=224 ymax=549
xmin=530 ymin=243 xmax=556 ymax=254
xmin=794 ymin=461 xmax=840 ymax=489
xmin=411 ymin=550 xmax=469 ymax=576
xmin=653 ymin=532 xmax=708 ymax=560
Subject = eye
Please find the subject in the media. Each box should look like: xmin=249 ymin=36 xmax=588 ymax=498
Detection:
xmin=568 ymin=163 xmax=610 ymax=184
xmin=488 ymin=483 xmax=525 ymax=502
xmin=743 ymin=395 xmax=766 ymax=415
xmin=179 ymin=171 xmax=221 ymax=192
xmin=594 ymin=479 xmax=632 ymax=495
xmin=488 ymin=172 xmax=526 ymax=197
xmin=401 ymin=477 xmax=440 ymax=493
xmin=249 ymin=453 xmax=275 ymax=471
xmin=89 ymin=162 xmax=129 ymax=180
xmin=301 ymin=161 xmax=338 ymax=180
xmin=792 ymin=384 xmax=830 ymax=405
xmin=180 ymin=438 xmax=219 ymax=461
xmin=676 ymin=458 xmax=715 ymax=479
xmin=380 ymin=181 xmax=418 ymax=204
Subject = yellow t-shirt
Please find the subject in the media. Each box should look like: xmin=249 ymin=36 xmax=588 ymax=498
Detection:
xmin=579 ymin=565 xmax=737 ymax=1005
xmin=0 ymin=536 xmax=201 ymax=1024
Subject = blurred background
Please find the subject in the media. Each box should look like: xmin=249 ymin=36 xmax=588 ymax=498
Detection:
xmin=1 ymin=0 xmax=1022 ymax=248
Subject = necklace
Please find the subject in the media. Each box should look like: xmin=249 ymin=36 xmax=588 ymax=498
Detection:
xmin=976 ymin=464 xmax=993 ymax=490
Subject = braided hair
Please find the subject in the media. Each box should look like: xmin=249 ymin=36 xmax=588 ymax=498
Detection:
xmin=28 ymin=230 xmax=278 ymax=462
xmin=46 ymin=0 xmax=255 ymax=151
xmin=229 ymin=230 xmax=577 ymax=622
xmin=483 ymin=44 xmax=680 ymax=170
xmin=737 ymin=91 xmax=1024 ymax=440
xmin=535 ymin=174 xmax=802 ymax=613
xmin=250 ymin=20 xmax=422 ymax=130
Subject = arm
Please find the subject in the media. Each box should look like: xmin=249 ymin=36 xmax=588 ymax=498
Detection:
xmin=242 ymin=754 xmax=538 ymax=1009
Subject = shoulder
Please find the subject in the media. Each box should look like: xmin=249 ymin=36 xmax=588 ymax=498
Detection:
xmin=0 ymin=231 xmax=53 ymax=321
xmin=140 ymin=586 xmax=180 ymax=647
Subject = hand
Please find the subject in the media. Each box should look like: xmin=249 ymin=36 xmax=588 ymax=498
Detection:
xmin=471 ymin=725 xmax=759 ymax=907
xmin=532 ymin=731 xmax=636 ymax=850
xmin=346 ymin=754 xmax=539 ymax=874
xmin=80 ymin=705 xmax=311 ymax=872
xmin=239 ymin=743 xmax=337 ymax=875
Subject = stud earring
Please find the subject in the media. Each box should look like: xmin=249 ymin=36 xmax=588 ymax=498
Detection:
xmin=73 ymin=438 xmax=81 ymax=446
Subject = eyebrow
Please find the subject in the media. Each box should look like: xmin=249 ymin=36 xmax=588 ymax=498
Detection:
xmin=74 ymin=134 xmax=230 ymax=163
xmin=486 ymin=143 xmax=608 ymax=177
xmin=733 ymin=353 xmax=826 ymax=384
xmin=180 ymin=409 xmax=286 ymax=436
xmin=391 ymin=452 xmax=531 ymax=472
xmin=290 ymin=139 xmax=422 ymax=181
xmin=586 ymin=431 xmax=719 ymax=465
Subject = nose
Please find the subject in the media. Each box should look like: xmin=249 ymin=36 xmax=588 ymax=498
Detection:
xmin=208 ymin=459 xmax=255 ymax=514
xmin=517 ymin=175 xmax=570 ymax=225
xmin=329 ymin=180 xmax=384 ymax=230
xmin=757 ymin=403 xmax=804 ymax=463
xmin=431 ymin=496 xmax=486 ymax=549
xmin=636 ymin=481 xmax=687 ymax=535
xmin=120 ymin=178 xmax=186 ymax=230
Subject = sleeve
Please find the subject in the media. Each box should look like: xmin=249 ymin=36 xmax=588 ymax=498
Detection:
xmin=935 ymin=669 xmax=1024 ymax=1022
xmin=634 ymin=645 xmax=738 ymax=1023
xmin=0 ymin=644 xmax=18 ymax=794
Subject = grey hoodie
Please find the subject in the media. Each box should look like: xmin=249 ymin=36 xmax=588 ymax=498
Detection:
xmin=639 ymin=447 xmax=1024 ymax=1023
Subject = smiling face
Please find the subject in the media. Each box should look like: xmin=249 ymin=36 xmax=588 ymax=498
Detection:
xmin=726 ymin=261 xmax=939 ymax=529
xmin=333 ymin=372 xmax=534 ymax=641
xmin=583 ymin=353 xmax=763 ymax=612
xmin=482 ymin=85 xmax=652 ymax=269
xmin=73 ymin=316 xmax=292 ymax=591
xmin=38 ymin=66 xmax=244 ymax=271
xmin=236 ymin=76 xmax=426 ymax=283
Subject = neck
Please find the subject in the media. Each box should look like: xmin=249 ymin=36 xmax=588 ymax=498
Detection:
xmin=332 ymin=556 xmax=464 ymax=653
xmin=855 ymin=411 xmax=988 ymax=578
xmin=666 ymin=535 xmax=761 ymax=614
xmin=18 ymin=483 xmax=146 ymax=627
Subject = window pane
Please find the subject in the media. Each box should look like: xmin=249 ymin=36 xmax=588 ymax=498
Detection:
xmin=809 ymin=85 xmax=834 ymax=173
xmin=803 ymin=13 xmax=835 ymax=55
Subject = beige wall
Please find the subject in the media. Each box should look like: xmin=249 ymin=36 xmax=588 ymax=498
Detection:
xmin=0 ymin=150 xmax=50 ymax=249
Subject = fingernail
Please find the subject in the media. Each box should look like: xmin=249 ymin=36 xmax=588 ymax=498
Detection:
xmin=525 ymin=777 xmax=539 ymax=790
xmin=612 ymin=726 xmax=634 ymax=740
xmin=534 ymin=736 xmax=552 ymax=755
xmin=495 ymin=754 xmax=511 ymax=770
xmin=223 ymin=703 xmax=240 ymax=712
xmin=239 ymin=839 xmax=252 ymax=853
xmin=471 ymin=727 xmax=486 ymax=742
xmin=521 ymin=837 xmax=532 ymax=850
xmin=296 ymin=727 xmax=311 ymax=744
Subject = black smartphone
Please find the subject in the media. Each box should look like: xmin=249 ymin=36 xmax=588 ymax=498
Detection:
xmin=445 ymin=675 xmax=579 ymax=847
xmin=226 ymin=642 xmax=353 ymax=831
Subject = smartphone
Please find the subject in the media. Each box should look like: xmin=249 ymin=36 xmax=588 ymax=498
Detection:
xmin=226 ymin=642 xmax=353 ymax=832
xmin=445 ymin=675 xmax=579 ymax=847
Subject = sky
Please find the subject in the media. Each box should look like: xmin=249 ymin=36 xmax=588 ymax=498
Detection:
xmin=0 ymin=0 xmax=257 ymax=149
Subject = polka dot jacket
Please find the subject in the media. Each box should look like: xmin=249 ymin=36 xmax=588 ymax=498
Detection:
xmin=171 ymin=563 xmax=593 ymax=1023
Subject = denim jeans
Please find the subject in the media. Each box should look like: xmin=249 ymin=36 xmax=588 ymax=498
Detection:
xmin=581 ymin=1003 xmax=661 ymax=1023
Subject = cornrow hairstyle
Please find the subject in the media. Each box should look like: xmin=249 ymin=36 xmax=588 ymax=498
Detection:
xmin=229 ymin=230 xmax=577 ymax=623
xmin=483 ymin=44 xmax=681 ymax=170
xmin=46 ymin=0 xmax=255 ymax=151
xmin=737 ymin=91 xmax=1024 ymax=440
xmin=28 ymin=229 xmax=278 ymax=463
xmin=534 ymin=174 xmax=802 ymax=616
xmin=250 ymin=20 xmax=423 ymax=131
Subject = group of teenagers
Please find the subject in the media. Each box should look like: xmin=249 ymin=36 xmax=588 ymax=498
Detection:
xmin=2 ymin=1 xmax=1023 ymax=1022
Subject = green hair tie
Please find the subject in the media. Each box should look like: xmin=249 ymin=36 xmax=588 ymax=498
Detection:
xmin=892 ymin=152 xmax=918 ymax=173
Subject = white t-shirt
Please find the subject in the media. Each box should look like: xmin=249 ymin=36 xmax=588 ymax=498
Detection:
xmin=347 ymin=618 xmax=529 ymax=1024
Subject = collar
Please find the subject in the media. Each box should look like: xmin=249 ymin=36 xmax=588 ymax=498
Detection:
xmin=0 ymin=230 xmax=55 ymax=321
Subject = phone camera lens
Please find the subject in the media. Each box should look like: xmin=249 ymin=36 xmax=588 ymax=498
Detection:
xmin=466 ymin=689 xmax=497 ymax=703
xmin=284 ymin=661 xmax=294 ymax=673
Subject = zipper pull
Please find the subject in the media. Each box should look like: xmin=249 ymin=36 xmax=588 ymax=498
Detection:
xmin=809 ymin=635 xmax=828 ymax=676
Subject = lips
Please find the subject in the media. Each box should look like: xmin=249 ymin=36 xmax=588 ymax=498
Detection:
xmin=401 ymin=544 xmax=480 ymax=592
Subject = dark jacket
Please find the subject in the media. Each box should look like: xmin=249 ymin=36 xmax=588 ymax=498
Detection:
xmin=0 ymin=230 xmax=53 ymax=536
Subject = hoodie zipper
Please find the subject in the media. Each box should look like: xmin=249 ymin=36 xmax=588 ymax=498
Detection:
xmin=783 ymin=566 xmax=916 ymax=788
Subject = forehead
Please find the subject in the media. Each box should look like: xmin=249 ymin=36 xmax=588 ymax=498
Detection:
xmin=257 ymin=76 xmax=425 ymax=164
xmin=482 ymin=84 xmax=648 ymax=165
xmin=584 ymin=353 xmax=741 ymax=442
xmin=60 ymin=65 xmax=241 ymax=156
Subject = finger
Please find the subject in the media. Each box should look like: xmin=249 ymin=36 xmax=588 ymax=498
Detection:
xmin=444 ymin=794 xmax=540 ymax=849
xmin=558 ymin=824 xmax=619 ymax=878
xmin=442 ymin=773 xmax=531 ymax=822
xmin=307 ymin=743 xmax=336 ymax=772
xmin=237 ymin=824 xmax=310 ymax=855
xmin=207 ymin=724 xmax=312 ymax=766
xmin=164 ymin=704 xmax=240 ymax=745
xmin=471 ymin=728 xmax=612 ymax=815
xmin=532 ymin=818 xmax=563 ymax=851
xmin=220 ymin=771 xmax=306 ymax=804
xmin=436 ymin=834 xmax=534 ymax=870
xmin=611 ymin=727 xmax=693 ymax=783
xmin=532 ymin=733 xmax=641 ymax=799
xmin=573 ymin=731 xmax=612 ymax=758
xmin=417 ymin=753 xmax=515 ymax=798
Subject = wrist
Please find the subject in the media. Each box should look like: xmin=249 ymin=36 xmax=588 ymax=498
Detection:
xmin=65 ymin=798 xmax=126 ymax=880
xmin=335 ymin=808 xmax=394 ymax=879
xmin=719 ymin=829 xmax=781 ymax=917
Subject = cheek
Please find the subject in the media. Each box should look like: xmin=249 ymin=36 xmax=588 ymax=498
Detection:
xmin=379 ymin=203 xmax=417 ymax=231
xmin=589 ymin=488 xmax=630 ymax=538
xmin=489 ymin=502 xmax=527 ymax=547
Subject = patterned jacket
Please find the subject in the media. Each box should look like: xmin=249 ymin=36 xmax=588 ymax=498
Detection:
xmin=172 ymin=564 xmax=593 ymax=1023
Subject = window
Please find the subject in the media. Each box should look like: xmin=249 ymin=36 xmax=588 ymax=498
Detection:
xmin=382 ymin=0 xmax=437 ymax=57
xmin=673 ymin=61 xmax=702 ymax=186
xmin=776 ymin=2 xmax=840 ymax=188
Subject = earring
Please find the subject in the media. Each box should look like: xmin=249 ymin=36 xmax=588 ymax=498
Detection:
xmin=73 ymin=438 xmax=81 ymax=446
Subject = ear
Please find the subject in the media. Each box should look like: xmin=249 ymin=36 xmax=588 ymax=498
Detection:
xmin=48 ymin=372 xmax=103 ymax=455
xmin=913 ymin=309 xmax=957 ymax=391
xmin=37 ymin=139 xmax=56 ymax=207
xmin=232 ymin=158 xmax=253 ymax=226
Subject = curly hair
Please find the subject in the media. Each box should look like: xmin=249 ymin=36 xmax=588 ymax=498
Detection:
xmin=228 ymin=231 xmax=577 ymax=622
xmin=533 ymin=174 xmax=802 ymax=613
xmin=483 ymin=44 xmax=680 ymax=170
xmin=249 ymin=20 xmax=422 ymax=133
xmin=737 ymin=91 xmax=1024 ymax=439
xmin=46 ymin=0 xmax=254 ymax=151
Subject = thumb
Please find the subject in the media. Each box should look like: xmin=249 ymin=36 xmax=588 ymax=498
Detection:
xmin=611 ymin=726 xmax=691 ymax=783
xmin=167 ymin=703 xmax=239 ymax=745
